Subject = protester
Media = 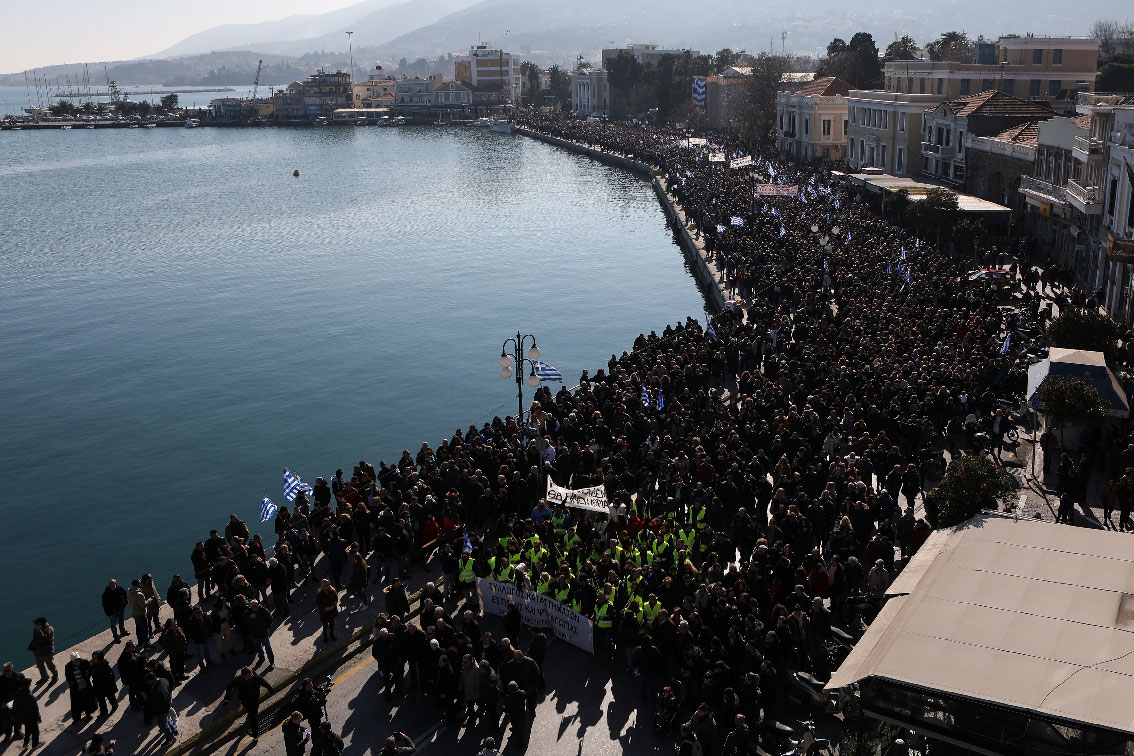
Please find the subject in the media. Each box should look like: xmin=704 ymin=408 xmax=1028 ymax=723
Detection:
xmin=224 ymin=666 xmax=272 ymax=743
xmin=28 ymin=618 xmax=56 ymax=686
xmin=102 ymin=579 xmax=129 ymax=642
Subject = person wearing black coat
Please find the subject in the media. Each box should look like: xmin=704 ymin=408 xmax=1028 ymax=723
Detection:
xmin=116 ymin=642 xmax=144 ymax=710
xmin=293 ymin=679 xmax=327 ymax=726
xmin=433 ymin=655 xmax=458 ymax=720
xmin=501 ymin=681 xmax=529 ymax=746
xmin=224 ymin=666 xmax=272 ymax=741
xmin=283 ymin=711 xmax=309 ymax=756
xmin=500 ymin=649 xmax=540 ymax=716
xmin=90 ymin=651 xmax=118 ymax=718
xmin=64 ymin=652 xmax=97 ymax=724
xmin=502 ymin=602 xmax=523 ymax=644
xmin=102 ymin=580 xmax=129 ymax=641
xmin=11 ymin=678 xmax=39 ymax=749
xmin=371 ymin=628 xmax=404 ymax=701
xmin=384 ymin=580 xmax=411 ymax=618
xmin=141 ymin=673 xmax=177 ymax=745
xmin=1 ymin=662 xmax=27 ymax=742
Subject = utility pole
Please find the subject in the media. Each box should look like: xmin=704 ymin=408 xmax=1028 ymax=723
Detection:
xmin=346 ymin=31 xmax=354 ymax=83
xmin=781 ymin=31 xmax=788 ymax=55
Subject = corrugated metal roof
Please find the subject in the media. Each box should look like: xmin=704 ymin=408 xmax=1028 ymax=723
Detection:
xmin=828 ymin=516 xmax=1134 ymax=734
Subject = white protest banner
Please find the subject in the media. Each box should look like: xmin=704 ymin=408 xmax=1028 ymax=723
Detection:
xmin=546 ymin=478 xmax=608 ymax=513
xmin=756 ymin=184 xmax=800 ymax=196
xmin=730 ymin=155 xmax=753 ymax=169
xmin=708 ymin=153 xmax=726 ymax=163
xmin=686 ymin=137 xmax=708 ymax=146
xmin=476 ymin=578 xmax=594 ymax=653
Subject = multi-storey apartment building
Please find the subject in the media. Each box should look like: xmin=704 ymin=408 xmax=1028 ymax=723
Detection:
xmin=775 ymin=77 xmax=851 ymax=162
xmin=454 ymin=45 xmax=521 ymax=104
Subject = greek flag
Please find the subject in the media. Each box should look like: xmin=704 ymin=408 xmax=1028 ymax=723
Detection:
xmin=904 ymin=268 xmax=911 ymax=285
xmin=716 ymin=224 xmax=726 ymax=233
xmin=823 ymin=259 xmax=829 ymax=273
xmin=730 ymin=216 xmax=744 ymax=226
xmin=462 ymin=527 xmax=473 ymax=553
xmin=260 ymin=497 xmax=277 ymax=523
xmin=779 ymin=225 xmax=786 ymax=237
xmin=845 ymin=232 xmax=852 ymax=244
xmin=284 ymin=468 xmax=313 ymax=503
xmin=887 ymin=261 xmax=892 ymax=275
xmin=706 ymin=322 xmax=718 ymax=341
xmin=692 ymin=77 xmax=707 ymax=109
xmin=1000 ymin=332 xmax=1012 ymax=355
xmin=656 ymin=388 xmax=665 ymax=410
xmin=641 ymin=387 xmax=650 ymax=408
xmin=532 ymin=360 xmax=563 ymax=382
xmin=900 ymin=247 xmax=906 ymax=261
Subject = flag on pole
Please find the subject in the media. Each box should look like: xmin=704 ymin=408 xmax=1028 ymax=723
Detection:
xmin=260 ymin=497 xmax=277 ymax=523
xmin=730 ymin=216 xmax=744 ymax=226
xmin=462 ymin=527 xmax=473 ymax=553
xmin=904 ymin=268 xmax=911 ymax=285
xmin=716 ymin=224 xmax=726 ymax=233
xmin=887 ymin=261 xmax=892 ymax=275
xmin=641 ymin=387 xmax=650 ymax=408
xmin=845 ymin=232 xmax=852 ymax=244
xmin=706 ymin=322 xmax=718 ymax=341
xmin=779 ymin=225 xmax=787 ymax=237
xmin=823 ymin=259 xmax=829 ymax=273
xmin=1000 ymin=332 xmax=1012 ymax=355
xmin=656 ymin=388 xmax=665 ymax=410
xmin=283 ymin=468 xmax=313 ymax=503
xmin=532 ymin=360 xmax=563 ymax=382
xmin=900 ymin=247 xmax=906 ymax=261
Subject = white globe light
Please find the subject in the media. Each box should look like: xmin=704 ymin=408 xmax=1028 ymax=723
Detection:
xmin=527 ymin=344 xmax=541 ymax=360
xmin=527 ymin=373 xmax=540 ymax=388
xmin=500 ymin=366 xmax=513 ymax=379
xmin=819 ymin=236 xmax=829 ymax=246
xmin=498 ymin=354 xmax=512 ymax=368
xmin=832 ymin=226 xmax=841 ymax=235
xmin=810 ymin=224 xmax=819 ymax=233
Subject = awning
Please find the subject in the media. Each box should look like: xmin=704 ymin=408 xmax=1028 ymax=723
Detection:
xmin=1026 ymin=347 xmax=1129 ymax=418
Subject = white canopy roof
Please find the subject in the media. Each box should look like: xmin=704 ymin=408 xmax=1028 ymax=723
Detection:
xmin=1026 ymin=347 xmax=1129 ymax=418
xmin=828 ymin=516 xmax=1134 ymax=735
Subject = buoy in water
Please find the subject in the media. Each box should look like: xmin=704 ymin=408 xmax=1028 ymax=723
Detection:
xmin=293 ymin=169 xmax=300 ymax=177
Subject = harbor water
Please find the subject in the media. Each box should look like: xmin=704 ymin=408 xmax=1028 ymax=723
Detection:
xmin=0 ymin=122 xmax=708 ymax=655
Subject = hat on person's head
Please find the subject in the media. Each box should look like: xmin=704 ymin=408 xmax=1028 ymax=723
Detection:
xmin=70 ymin=651 xmax=80 ymax=661
xmin=875 ymin=559 xmax=885 ymax=567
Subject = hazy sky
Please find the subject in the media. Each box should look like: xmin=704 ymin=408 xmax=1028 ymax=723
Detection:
xmin=0 ymin=0 xmax=360 ymax=73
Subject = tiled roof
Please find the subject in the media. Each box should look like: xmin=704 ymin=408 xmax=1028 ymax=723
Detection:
xmin=942 ymin=90 xmax=1054 ymax=118
xmin=794 ymin=76 xmax=851 ymax=97
xmin=993 ymin=121 xmax=1040 ymax=146
xmin=1073 ymin=114 xmax=1092 ymax=129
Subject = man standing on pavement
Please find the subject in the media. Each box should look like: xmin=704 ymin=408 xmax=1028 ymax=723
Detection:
xmin=458 ymin=654 xmax=481 ymax=727
xmin=501 ymin=681 xmax=529 ymax=747
xmin=141 ymin=671 xmax=178 ymax=746
xmin=128 ymin=580 xmax=150 ymax=647
xmin=283 ymin=711 xmax=309 ymax=756
xmin=501 ymin=648 xmax=540 ymax=717
xmin=372 ymin=627 xmax=404 ymax=702
xmin=1 ymin=662 xmax=27 ymax=742
xmin=246 ymin=600 xmax=275 ymax=670
xmin=224 ymin=666 xmax=272 ymax=743
xmin=102 ymin=580 xmax=129 ymax=642
xmin=28 ymin=618 xmax=57 ymax=686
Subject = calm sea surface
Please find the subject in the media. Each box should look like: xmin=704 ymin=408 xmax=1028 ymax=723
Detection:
xmin=0 ymin=119 xmax=708 ymax=656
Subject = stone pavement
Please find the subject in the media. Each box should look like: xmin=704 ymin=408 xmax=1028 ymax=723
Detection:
xmin=6 ymin=554 xmax=446 ymax=756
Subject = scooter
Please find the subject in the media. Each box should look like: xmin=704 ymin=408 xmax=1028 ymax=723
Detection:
xmin=780 ymin=720 xmax=833 ymax=756
xmin=784 ymin=669 xmax=831 ymax=713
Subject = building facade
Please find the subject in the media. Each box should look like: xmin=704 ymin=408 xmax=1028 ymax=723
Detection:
xmin=846 ymin=91 xmax=942 ymax=175
xmin=921 ymin=90 xmax=1055 ymax=186
xmin=1100 ymin=105 xmax=1134 ymax=320
xmin=395 ymin=78 xmax=434 ymax=109
xmin=570 ymin=68 xmax=609 ymax=117
xmin=352 ymin=65 xmax=397 ymax=107
xmin=433 ymin=79 xmax=471 ymax=108
xmin=775 ymin=77 xmax=851 ymax=162
xmin=601 ymin=44 xmax=701 ymax=68
xmin=965 ymin=121 xmax=1039 ymax=215
xmin=454 ymin=45 xmax=521 ymax=104
xmin=1019 ymin=115 xmax=1091 ymax=270
xmin=702 ymin=72 xmax=752 ymax=130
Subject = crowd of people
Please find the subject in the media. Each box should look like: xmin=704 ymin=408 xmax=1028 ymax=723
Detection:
xmin=5 ymin=113 xmax=1124 ymax=755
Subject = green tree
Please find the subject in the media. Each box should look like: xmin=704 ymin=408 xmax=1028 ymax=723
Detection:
xmin=1047 ymin=308 xmax=1121 ymax=364
xmin=1037 ymin=375 xmax=1109 ymax=445
xmin=906 ymin=188 xmax=959 ymax=249
xmin=883 ymin=187 xmax=911 ymax=220
xmin=49 ymin=100 xmax=76 ymax=116
xmin=1097 ymin=59 xmax=1134 ymax=92
xmin=160 ymin=93 xmax=179 ymax=111
xmin=927 ymin=453 xmax=1019 ymax=527
xmin=816 ymin=32 xmax=882 ymax=88
xmin=952 ymin=216 xmax=986 ymax=252
xmin=737 ymin=53 xmax=792 ymax=142
xmin=884 ymin=35 xmax=919 ymax=62
xmin=520 ymin=61 xmax=541 ymax=105
xmin=927 ymin=31 xmax=975 ymax=63
xmin=713 ymin=48 xmax=739 ymax=73
xmin=547 ymin=65 xmax=572 ymax=110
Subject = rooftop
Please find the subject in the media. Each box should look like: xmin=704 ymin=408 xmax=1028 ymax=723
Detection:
xmin=992 ymin=121 xmax=1041 ymax=146
xmin=941 ymin=89 xmax=1055 ymax=118
xmin=793 ymin=76 xmax=851 ymax=97
xmin=828 ymin=515 xmax=1134 ymax=735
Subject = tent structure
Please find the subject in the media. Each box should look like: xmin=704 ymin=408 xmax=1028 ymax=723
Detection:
xmin=827 ymin=515 xmax=1134 ymax=755
xmin=1026 ymin=347 xmax=1129 ymax=418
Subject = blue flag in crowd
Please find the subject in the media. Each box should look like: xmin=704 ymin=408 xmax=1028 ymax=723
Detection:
xmin=780 ymin=225 xmax=787 ymax=237
xmin=641 ymin=386 xmax=650 ymax=408
xmin=656 ymin=388 xmax=665 ymax=410
xmin=730 ymin=216 xmax=744 ymax=226
xmin=823 ymin=259 xmax=829 ymax=273
xmin=1000 ymin=332 xmax=1012 ymax=355
xmin=707 ymin=322 xmax=718 ymax=341
xmin=900 ymin=247 xmax=907 ymax=261
xmin=845 ymin=232 xmax=852 ymax=244
xmin=887 ymin=261 xmax=892 ymax=275
xmin=284 ymin=468 xmax=313 ymax=503
xmin=463 ymin=528 xmax=473 ymax=553
xmin=532 ymin=360 xmax=563 ymax=382
xmin=904 ymin=268 xmax=911 ymax=285
xmin=260 ymin=497 xmax=277 ymax=523
xmin=716 ymin=224 xmax=726 ymax=233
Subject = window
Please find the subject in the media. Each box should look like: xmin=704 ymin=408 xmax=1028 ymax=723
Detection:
xmin=823 ymin=119 xmax=832 ymax=137
xmin=1030 ymin=79 xmax=1041 ymax=97
xmin=919 ymin=77 xmax=926 ymax=93
xmin=882 ymin=110 xmax=889 ymax=130
xmin=897 ymin=146 xmax=905 ymax=174
xmin=1109 ymin=178 xmax=1119 ymax=217
xmin=851 ymin=107 xmax=857 ymax=124
xmin=1033 ymin=48 xmax=1043 ymax=64
xmin=843 ymin=119 xmax=848 ymax=135
xmin=804 ymin=118 xmax=809 ymax=135
xmin=907 ymin=77 xmax=913 ymax=92
xmin=958 ymin=131 xmax=964 ymax=153
xmin=1003 ymin=79 xmax=1015 ymax=95
xmin=936 ymin=78 xmax=943 ymax=94
xmin=898 ymin=112 xmax=906 ymax=133
xmin=945 ymin=127 xmax=951 ymax=147
xmin=880 ymin=144 xmax=888 ymax=170
xmin=849 ymin=139 xmax=855 ymax=160
xmin=1053 ymin=48 xmax=1063 ymax=65
xmin=1048 ymin=80 xmax=1060 ymax=97
xmin=960 ymin=78 xmax=971 ymax=96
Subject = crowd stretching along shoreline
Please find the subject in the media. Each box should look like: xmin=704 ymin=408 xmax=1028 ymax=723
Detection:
xmin=3 ymin=113 xmax=1118 ymax=756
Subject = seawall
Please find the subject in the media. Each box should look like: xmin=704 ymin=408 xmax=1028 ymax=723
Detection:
xmin=514 ymin=127 xmax=727 ymax=312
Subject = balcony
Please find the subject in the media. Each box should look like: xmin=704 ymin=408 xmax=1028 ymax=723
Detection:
xmin=1020 ymin=175 xmax=1068 ymax=205
xmin=1073 ymin=135 xmax=1106 ymax=161
xmin=937 ymin=143 xmax=957 ymax=159
xmin=1067 ymin=178 xmax=1103 ymax=214
xmin=921 ymin=141 xmax=939 ymax=154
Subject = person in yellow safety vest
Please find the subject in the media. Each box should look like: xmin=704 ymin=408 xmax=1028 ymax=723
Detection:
xmin=570 ymin=594 xmax=584 ymax=614
xmin=554 ymin=580 xmax=571 ymax=604
xmin=642 ymin=594 xmax=662 ymax=626
xmin=498 ymin=535 xmax=511 ymax=550
xmin=609 ymin=539 xmax=624 ymax=565
xmin=536 ymin=572 xmax=552 ymax=595
xmin=508 ymin=548 xmax=523 ymax=566
xmin=690 ymin=502 xmax=708 ymax=530
xmin=563 ymin=527 xmax=580 ymax=552
xmin=632 ymin=546 xmax=653 ymax=568
xmin=458 ymin=551 xmax=476 ymax=594
xmin=678 ymin=527 xmax=696 ymax=553
xmin=496 ymin=561 xmax=514 ymax=583
xmin=527 ymin=540 xmax=546 ymax=567
xmin=551 ymin=508 xmax=570 ymax=535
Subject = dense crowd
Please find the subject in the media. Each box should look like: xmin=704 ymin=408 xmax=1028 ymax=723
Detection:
xmin=1 ymin=115 xmax=1069 ymax=756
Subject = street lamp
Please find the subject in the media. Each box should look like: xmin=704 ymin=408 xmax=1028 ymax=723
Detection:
xmin=498 ymin=332 xmax=543 ymax=419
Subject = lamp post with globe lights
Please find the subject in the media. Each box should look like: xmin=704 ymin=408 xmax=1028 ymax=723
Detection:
xmin=498 ymin=332 xmax=542 ymax=419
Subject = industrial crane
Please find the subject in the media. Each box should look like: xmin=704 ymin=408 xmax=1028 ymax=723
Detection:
xmin=251 ymin=59 xmax=263 ymax=101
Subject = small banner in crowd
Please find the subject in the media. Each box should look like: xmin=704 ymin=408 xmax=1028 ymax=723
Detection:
xmin=477 ymin=578 xmax=594 ymax=653
xmin=730 ymin=155 xmax=753 ymax=169
xmin=708 ymin=152 xmax=726 ymax=162
xmin=686 ymin=137 xmax=708 ymax=146
xmin=756 ymin=184 xmax=799 ymax=196
xmin=546 ymin=478 xmax=608 ymax=513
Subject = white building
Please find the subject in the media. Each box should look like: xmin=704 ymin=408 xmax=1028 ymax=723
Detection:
xmin=570 ymin=68 xmax=608 ymax=117
xmin=454 ymin=45 xmax=521 ymax=104
xmin=846 ymin=91 xmax=943 ymax=176
xmin=775 ymin=77 xmax=851 ymax=162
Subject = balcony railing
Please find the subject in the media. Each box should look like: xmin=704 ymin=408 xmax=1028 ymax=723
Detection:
xmin=937 ymin=143 xmax=957 ymax=158
xmin=921 ymin=141 xmax=939 ymax=154
xmin=1074 ymin=135 xmax=1105 ymax=156
xmin=1020 ymin=175 xmax=1067 ymax=203
xmin=1067 ymin=178 xmax=1101 ymax=206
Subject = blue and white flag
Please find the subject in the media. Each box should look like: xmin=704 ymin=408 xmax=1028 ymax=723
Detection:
xmin=904 ymin=268 xmax=911 ymax=285
xmin=887 ymin=261 xmax=892 ymax=275
xmin=730 ymin=216 xmax=744 ymax=226
xmin=462 ymin=527 xmax=473 ymax=553
xmin=692 ymin=77 xmax=707 ymax=109
xmin=1000 ymin=332 xmax=1012 ymax=355
xmin=706 ymin=322 xmax=718 ymax=341
xmin=779 ymin=225 xmax=787 ymax=237
xmin=641 ymin=386 xmax=650 ymax=408
xmin=900 ymin=247 xmax=906 ymax=261
xmin=716 ymin=224 xmax=726 ymax=233
xmin=284 ymin=468 xmax=313 ymax=503
xmin=845 ymin=232 xmax=852 ymax=244
xmin=260 ymin=497 xmax=277 ymax=523
xmin=656 ymin=388 xmax=665 ymax=410
xmin=532 ymin=360 xmax=563 ymax=382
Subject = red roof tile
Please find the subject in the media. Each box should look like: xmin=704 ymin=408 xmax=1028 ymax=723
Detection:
xmin=793 ymin=77 xmax=851 ymax=97
xmin=993 ymin=121 xmax=1041 ymax=146
xmin=942 ymin=90 xmax=1054 ymax=118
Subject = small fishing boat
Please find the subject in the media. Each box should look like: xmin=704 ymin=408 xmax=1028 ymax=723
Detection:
xmin=490 ymin=119 xmax=512 ymax=134
xmin=471 ymin=117 xmax=491 ymax=127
